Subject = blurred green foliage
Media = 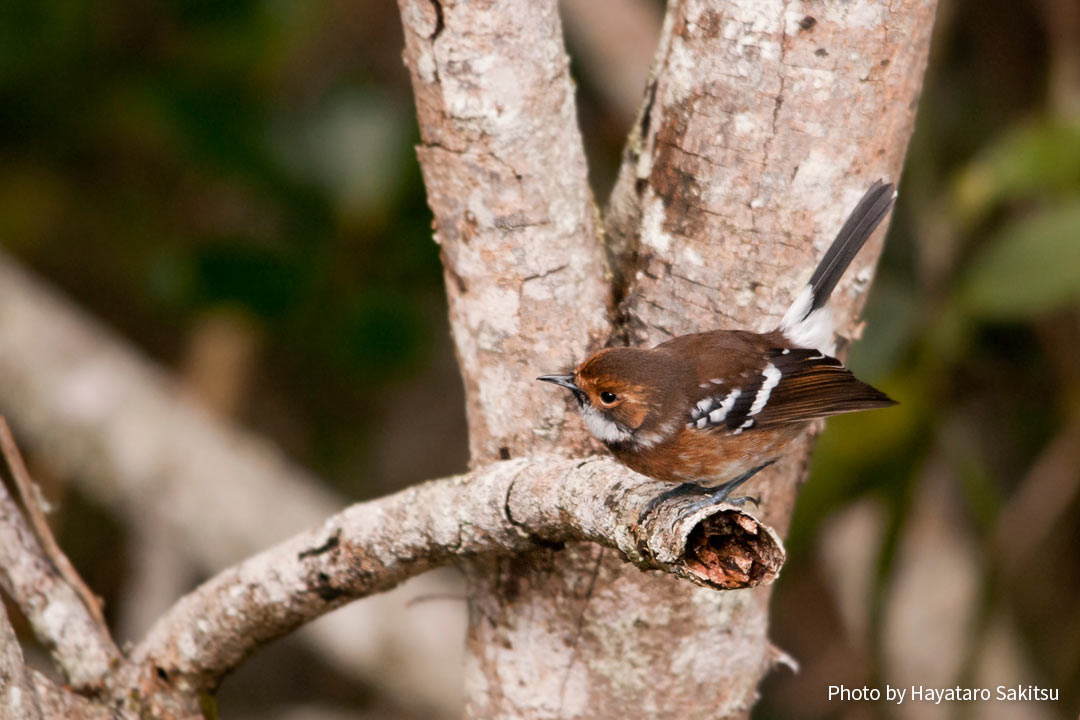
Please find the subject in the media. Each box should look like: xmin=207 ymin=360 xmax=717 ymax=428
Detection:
xmin=954 ymin=118 xmax=1080 ymax=226
xmin=0 ymin=0 xmax=448 ymax=492
xmin=962 ymin=200 xmax=1080 ymax=318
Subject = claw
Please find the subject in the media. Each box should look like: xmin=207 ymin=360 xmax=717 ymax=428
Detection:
xmin=638 ymin=482 xmax=710 ymax=524
xmin=724 ymin=495 xmax=760 ymax=508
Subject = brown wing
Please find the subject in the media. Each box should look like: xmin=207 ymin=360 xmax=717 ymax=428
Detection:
xmin=660 ymin=332 xmax=895 ymax=433
xmin=752 ymin=348 xmax=895 ymax=426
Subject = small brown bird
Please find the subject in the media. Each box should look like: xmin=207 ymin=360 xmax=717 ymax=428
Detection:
xmin=539 ymin=180 xmax=897 ymax=511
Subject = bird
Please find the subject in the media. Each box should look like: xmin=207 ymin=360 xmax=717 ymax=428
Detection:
xmin=538 ymin=180 xmax=898 ymax=513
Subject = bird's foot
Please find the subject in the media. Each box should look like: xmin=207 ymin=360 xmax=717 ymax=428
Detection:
xmin=638 ymin=461 xmax=776 ymax=524
xmin=717 ymin=494 xmax=760 ymax=508
xmin=638 ymin=482 xmax=712 ymax=524
xmin=675 ymin=490 xmax=761 ymax=519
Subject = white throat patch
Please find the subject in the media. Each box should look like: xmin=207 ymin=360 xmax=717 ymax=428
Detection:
xmin=580 ymin=405 xmax=632 ymax=444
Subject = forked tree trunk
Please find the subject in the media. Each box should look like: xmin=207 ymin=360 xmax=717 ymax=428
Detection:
xmin=397 ymin=0 xmax=937 ymax=717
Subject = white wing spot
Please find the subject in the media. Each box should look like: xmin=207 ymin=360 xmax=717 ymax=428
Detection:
xmin=707 ymin=389 xmax=741 ymax=425
xmin=749 ymin=363 xmax=782 ymax=417
xmin=732 ymin=417 xmax=755 ymax=435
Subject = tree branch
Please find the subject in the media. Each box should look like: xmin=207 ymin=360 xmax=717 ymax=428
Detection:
xmin=0 ymin=599 xmax=44 ymax=720
xmin=0 ymin=418 xmax=107 ymax=630
xmin=25 ymin=673 xmax=110 ymax=720
xmin=397 ymin=0 xmax=612 ymax=462
xmin=0 ymin=393 xmax=779 ymax=716
xmin=116 ymin=455 xmax=782 ymax=700
xmin=0 ymin=429 xmax=120 ymax=690
xmin=594 ymin=1 xmax=938 ymax=714
xmin=612 ymin=0 xmax=936 ymax=356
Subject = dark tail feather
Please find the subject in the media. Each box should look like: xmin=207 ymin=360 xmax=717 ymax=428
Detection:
xmin=806 ymin=179 xmax=896 ymax=314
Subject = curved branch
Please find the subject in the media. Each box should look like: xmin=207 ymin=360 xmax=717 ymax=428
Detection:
xmin=117 ymin=455 xmax=783 ymax=698
xmin=0 ymin=418 xmax=108 ymax=631
xmin=0 ymin=445 xmax=120 ymax=690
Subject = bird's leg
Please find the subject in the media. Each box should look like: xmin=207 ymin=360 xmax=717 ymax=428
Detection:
xmin=638 ymin=460 xmax=776 ymax=523
xmin=673 ymin=460 xmax=776 ymax=521
xmin=637 ymin=482 xmax=712 ymax=523
xmin=707 ymin=460 xmax=776 ymax=505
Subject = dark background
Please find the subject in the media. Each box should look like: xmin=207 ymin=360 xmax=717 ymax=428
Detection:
xmin=0 ymin=0 xmax=1077 ymax=718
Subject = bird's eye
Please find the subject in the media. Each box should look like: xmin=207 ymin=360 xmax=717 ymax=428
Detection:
xmin=600 ymin=391 xmax=618 ymax=404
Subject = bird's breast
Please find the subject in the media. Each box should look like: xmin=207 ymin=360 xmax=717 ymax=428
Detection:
xmin=609 ymin=423 xmax=803 ymax=486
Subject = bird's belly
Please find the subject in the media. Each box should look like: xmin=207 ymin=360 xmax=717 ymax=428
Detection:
xmin=612 ymin=424 xmax=804 ymax=486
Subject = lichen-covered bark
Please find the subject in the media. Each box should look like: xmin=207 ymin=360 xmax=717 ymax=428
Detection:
xmin=0 ymin=601 xmax=43 ymax=720
xmin=1 ymin=599 xmax=110 ymax=719
xmin=6 ymin=400 xmax=779 ymax=719
xmin=0 ymin=463 xmax=119 ymax=690
xmin=395 ymin=3 xmax=632 ymax=717
xmin=611 ymin=0 xmax=933 ymax=358
xmin=107 ymin=455 xmax=779 ymax=716
xmin=602 ymin=0 xmax=936 ymax=714
xmin=400 ymin=0 xmax=936 ymax=717
xmin=397 ymin=0 xmax=612 ymax=463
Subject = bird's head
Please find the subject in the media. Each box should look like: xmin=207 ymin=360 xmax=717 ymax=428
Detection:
xmin=538 ymin=347 xmax=684 ymax=448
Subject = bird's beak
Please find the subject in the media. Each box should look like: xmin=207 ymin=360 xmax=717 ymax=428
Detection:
xmin=537 ymin=374 xmax=580 ymax=392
